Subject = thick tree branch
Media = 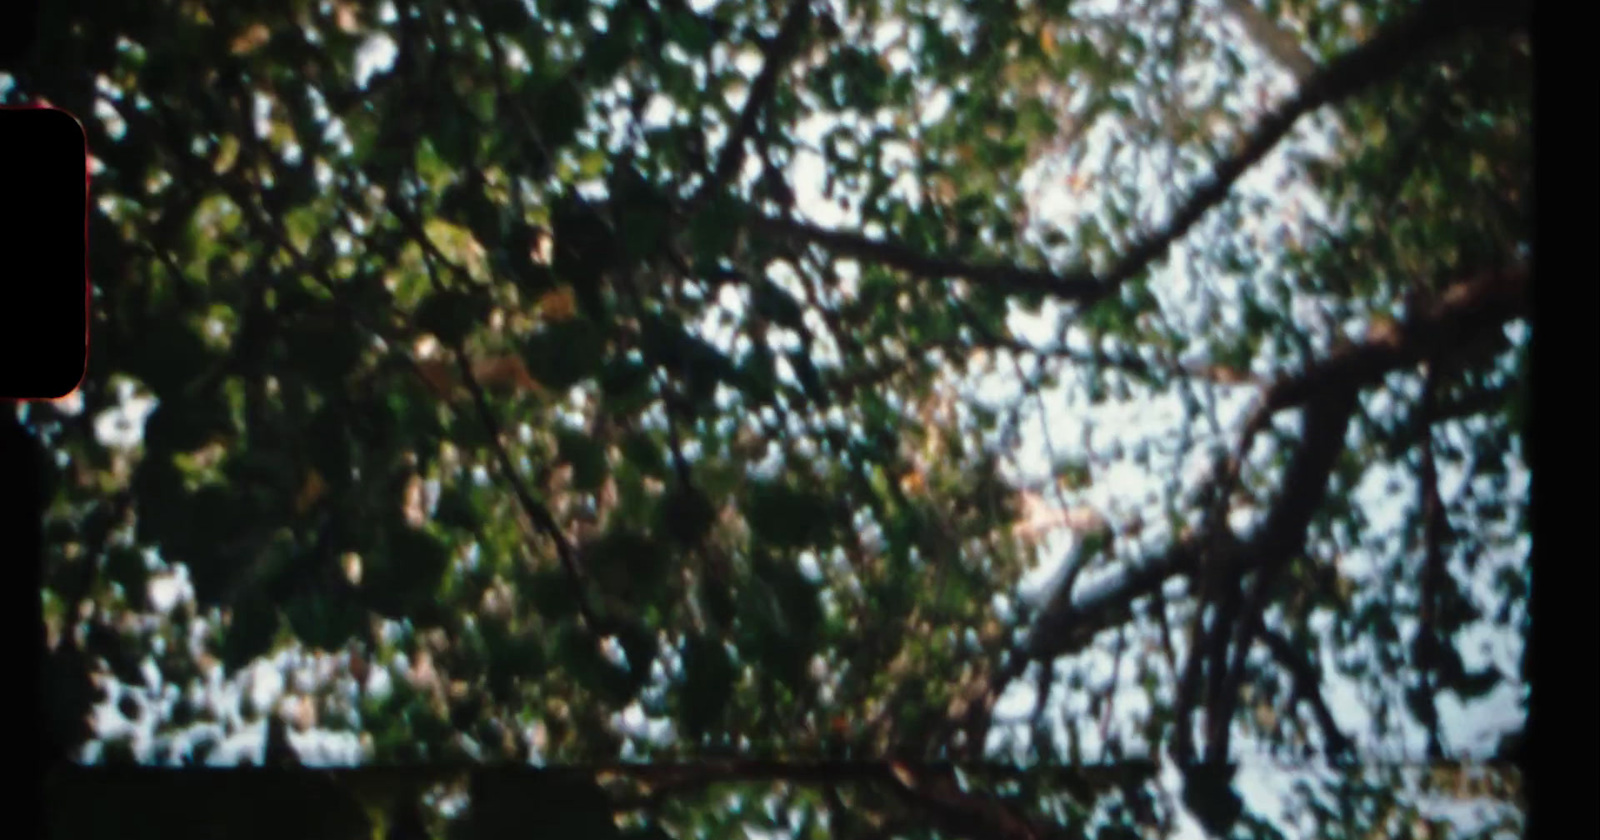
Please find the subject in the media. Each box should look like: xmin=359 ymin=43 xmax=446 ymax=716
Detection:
xmin=1091 ymin=0 xmax=1526 ymax=309
xmin=605 ymin=758 xmax=1147 ymax=793
xmin=605 ymin=761 xmax=1161 ymax=839
xmin=1247 ymin=266 xmax=1528 ymax=425
xmin=968 ymin=263 xmax=1527 ymax=744
xmin=1216 ymin=264 xmax=1526 ymax=520
xmin=1067 ymin=266 xmax=1524 ymax=633
xmin=749 ymin=0 xmax=1525 ymax=309
xmin=1204 ymin=381 xmax=1360 ymax=763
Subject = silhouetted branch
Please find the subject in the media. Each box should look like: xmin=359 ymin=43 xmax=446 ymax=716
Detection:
xmin=1089 ymin=0 xmax=1528 ymax=308
xmin=1204 ymin=381 xmax=1360 ymax=763
xmin=748 ymin=214 xmax=1105 ymax=300
xmin=969 ymin=263 xmax=1527 ymax=746
xmin=882 ymin=763 xmax=1065 ymax=840
xmin=1259 ymin=628 xmax=1355 ymax=759
xmin=749 ymin=0 xmax=1526 ymax=310
xmin=450 ymin=346 xmax=611 ymax=635
xmin=690 ymin=0 xmax=813 ymax=209
xmin=1248 ymin=266 xmax=1528 ymax=426
xmin=1414 ymin=364 xmax=1451 ymax=759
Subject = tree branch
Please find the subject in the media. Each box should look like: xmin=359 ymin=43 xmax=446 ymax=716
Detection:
xmin=882 ymin=762 xmax=1064 ymax=840
xmin=969 ymin=263 xmax=1526 ymax=744
xmin=749 ymin=0 xmax=1525 ymax=311
xmin=1265 ymin=268 xmax=1526 ymax=416
xmin=1259 ymin=628 xmax=1355 ymax=759
xmin=1204 ymin=381 xmax=1360 ymax=763
xmin=451 ymin=347 xmax=610 ymax=635
xmin=747 ymin=214 xmax=1106 ymax=299
xmin=1413 ymin=363 xmax=1450 ymax=760
xmin=1090 ymin=0 xmax=1527 ymax=308
xmin=690 ymin=0 xmax=813 ymax=209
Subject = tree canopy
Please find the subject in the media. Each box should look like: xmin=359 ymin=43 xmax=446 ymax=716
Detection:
xmin=16 ymin=0 xmax=1529 ymax=837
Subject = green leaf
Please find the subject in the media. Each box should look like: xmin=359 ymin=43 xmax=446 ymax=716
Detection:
xmin=532 ymin=79 xmax=586 ymax=157
xmin=477 ymin=0 xmax=532 ymax=35
xmin=282 ymin=312 xmax=370 ymax=392
xmin=601 ymin=357 xmax=656 ymax=415
xmin=551 ymin=199 xmax=614 ymax=317
xmin=664 ymin=9 xmax=716 ymax=55
xmin=433 ymin=482 xmax=486 ymax=532
xmin=1452 ymin=666 xmax=1504 ymax=701
xmin=585 ymin=528 xmax=670 ymax=607
xmin=427 ymin=102 xmax=477 ymax=168
xmin=173 ymin=487 xmax=260 ymax=607
xmin=585 ymin=27 xmax=635 ymax=82
xmin=527 ymin=568 xmax=582 ymax=622
xmin=362 ymin=525 xmax=452 ymax=620
xmin=304 ymin=407 xmax=353 ymax=489
xmin=609 ymin=165 xmax=671 ymax=267
xmin=221 ymin=594 xmax=280 ymax=674
xmin=616 ymin=620 xmax=658 ymax=683
xmin=553 ymin=625 xmax=636 ymax=707
xmin=483 ymin=621 xmax=544 ymax=676
xmin=84 ymin=621 xmax=146 ymax=687
xmin=130 ymin=456 xmax=187 ymax=544
xmin=414 ymin=289 xmax=489 ymax=346
xmin=1053 ymin=456 xmax=1092 ymax=490
xmin=657 ymin=485 xmax=717 ymax=547
xmin=141 ymin=398 xmax=231 ymax=455
xmin=283 ymin=588 xmax=368 ymax=651
xmin=620 ymin=824 xmax=676 ymax=840
xmin=688 ymin=195 xmax=743 ymax=265
xmin=831 ymin=48 xmax=891 ymax=111
xmin=246 ymin=527 xmax=307 ymax=603
xmin=735 ymin=345 xmax=779 ymax=405
xmin=486 ymin=627 xmax=546 ymax=703
xmin=757 ymin=556 xmax=824 ymax=644
xmin=743 ymin=481 xmax=836 ymax=550
xmin=732 ymin=552 xmax=827 ymax=693
xmin=638 ymin=311 xmax=685 ymax=368
xmin=504 ymin=223 xmax=558 ymax=297
xmin=699 ymin=575 xmax=736 ymax=632
xmin=751 ymin=279 xmax=805 ymax=328
xmin=620 ymin=210 xmax=668 ymax=267
xmin=121 ymin=320 xmax=218 ymax=398
xmin=104 ymin=547 xmax=150 ymax=611
xmin=679 ymin=635 xmax=735 ymax=739
xmin=556 ymin=428 xmax=608 ymax=492
xmin=737 ymin=609 xmax=808 ymax=695
xmin=524 ymin=319 xmax=606 ymax=392
xmin=620 ymin=431 xmax=667 ymax=477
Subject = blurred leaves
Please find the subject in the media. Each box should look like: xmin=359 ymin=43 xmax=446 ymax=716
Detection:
xmin=20 ymin=1 xmax=1530 ymax=838
xmin=742 ymin=481 xmax=837 ymax=551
